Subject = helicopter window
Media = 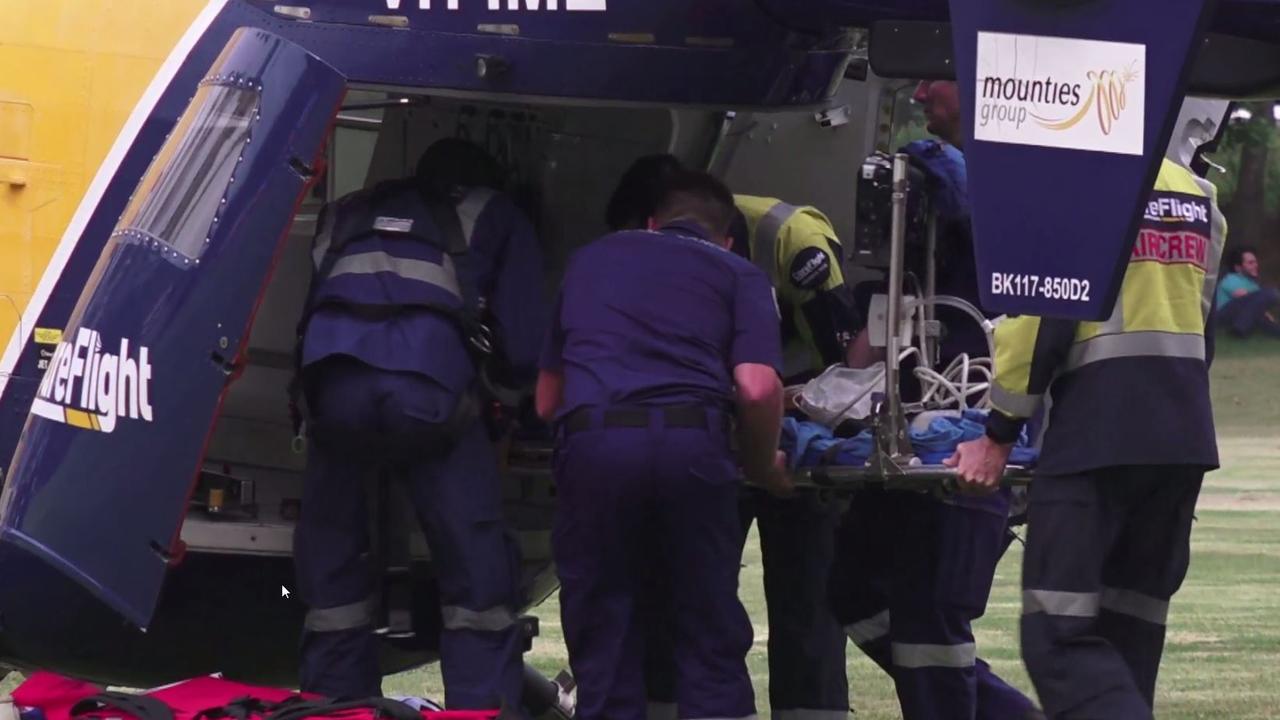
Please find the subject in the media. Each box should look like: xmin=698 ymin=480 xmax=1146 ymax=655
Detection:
xmin=118 ymin=82 xmax=260 ymax=259
xmin=889 ymin=83 xmax=933 ymax=150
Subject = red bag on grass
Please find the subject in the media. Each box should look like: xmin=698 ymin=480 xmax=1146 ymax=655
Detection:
xmin=11 ymin=673 xmax=499 ymax=720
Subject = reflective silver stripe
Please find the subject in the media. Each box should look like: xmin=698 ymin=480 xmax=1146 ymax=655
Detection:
xmin=751 ymin=201 xmax=800 ymax=278
xmin=1065 ymin=331 xmax=1205 ymax=371
xmin=1101 ymin=587 xmax=1170 ymax=626
xmin=457 ymin=188 xmax=497 ymax=247
xmin=440 ymin=604 xmax=517 ymax=632
xmin=891 ymin=642 xmax=976 ymax=669
xmin=305 ymin=597 xmax=375 ymax=632
xmin=772 ymin=711 xmax=850 ymax=720
xmin=647 ymin=703 xmax=678 ymax=720
xmin=845 ymin=610 xmax=890 ymax=646
xmin=990 ymin=384 xmax=1041 ymax=418
xmin=327 ymin=251 xmax=461 ymax=299
xmin=1022 ymin=589 xmax=1100 ymax=618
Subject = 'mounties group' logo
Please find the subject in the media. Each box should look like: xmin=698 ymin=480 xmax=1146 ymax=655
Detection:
xmin=979 ymin=63 xmax=1140 ymax=136
xmin=974 ymin=32 xmax=1146 ymax=156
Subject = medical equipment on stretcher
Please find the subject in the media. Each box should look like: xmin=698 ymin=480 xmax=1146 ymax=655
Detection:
xmin=787 ymin=152 xmax=1029 ymax=492
xmin=508 ymin=155 xmax=1028 ymax=495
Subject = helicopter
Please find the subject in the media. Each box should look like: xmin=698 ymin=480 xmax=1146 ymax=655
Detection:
xmin=0 ymin=0 xmax=1277 ymax=699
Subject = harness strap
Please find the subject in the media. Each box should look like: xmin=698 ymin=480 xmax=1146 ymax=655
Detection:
xmin=70 ymin=693 xmax=175 ymax=720
xmin=193 ymin=697 xmax=293 ymax=720
xmin=423 ymin=191 xmax=494 ymax=357
xmin=264 ymin=697 xmax=423 ymax=720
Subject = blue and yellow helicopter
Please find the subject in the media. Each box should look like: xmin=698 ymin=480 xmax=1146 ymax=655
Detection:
xmin=0 ymin=0 xmax=1276 ymax=697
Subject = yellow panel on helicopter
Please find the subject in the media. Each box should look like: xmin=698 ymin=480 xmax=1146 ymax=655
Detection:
xmin=0 ymin=0 xmax=211 ymax=356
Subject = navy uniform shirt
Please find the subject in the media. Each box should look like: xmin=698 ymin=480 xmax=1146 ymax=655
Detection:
xmin=540 ymin=221 xmax=783 ymax=418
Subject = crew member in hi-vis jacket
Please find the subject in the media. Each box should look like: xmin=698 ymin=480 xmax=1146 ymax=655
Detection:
xmin=950 ymin=98 xmax=1230 ymax=720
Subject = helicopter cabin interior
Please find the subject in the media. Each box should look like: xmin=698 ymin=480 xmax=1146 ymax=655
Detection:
xmin=181 ymin=71 xmax=919 ymax=590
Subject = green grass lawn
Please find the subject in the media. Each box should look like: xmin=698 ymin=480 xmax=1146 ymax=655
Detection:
xmin=380 ymin=336 xmax=1280 ymax=718
xmin=5 ymin=337 xmax=1280 ymax=716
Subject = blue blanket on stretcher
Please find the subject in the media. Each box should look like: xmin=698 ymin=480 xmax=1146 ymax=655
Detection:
xmin=781 ymin=409 xmax=1039 ymax=469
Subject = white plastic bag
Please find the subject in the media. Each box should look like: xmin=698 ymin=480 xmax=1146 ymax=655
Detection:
xmin=794 ymin=363 xmax=887 ymax=427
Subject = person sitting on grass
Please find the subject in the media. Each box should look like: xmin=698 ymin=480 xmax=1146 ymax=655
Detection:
xmin=1216 ymin=246 xmax=1280 ymax=339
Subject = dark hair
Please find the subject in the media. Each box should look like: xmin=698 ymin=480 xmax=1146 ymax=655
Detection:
xmin=416 ymin=137 xmax=506 ymax=194
xmin=605 ymin=154 xmax=685 ymax=231
xmin=1226 ymin=245 xmax=1258 ymax=270
xmin=652 ymin=171 xmax=737 ymax=238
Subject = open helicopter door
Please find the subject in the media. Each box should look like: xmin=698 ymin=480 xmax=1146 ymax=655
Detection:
xmin=0 ymin=28 xmax=345 ymax=629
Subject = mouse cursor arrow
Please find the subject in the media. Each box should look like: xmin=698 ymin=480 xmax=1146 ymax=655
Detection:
xmin=281 ymin=586 xmax=291 ymax=599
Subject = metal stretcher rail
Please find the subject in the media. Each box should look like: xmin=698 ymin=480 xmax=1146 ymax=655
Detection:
xmin=505 ymin=444 xmax=1032 ymax=494
xmin=792 ymin=465 xmax=1033 ymax=493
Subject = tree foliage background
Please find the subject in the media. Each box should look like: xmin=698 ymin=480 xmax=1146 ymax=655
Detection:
xmin=1206 ymin=101 xmax=1280 ymax=283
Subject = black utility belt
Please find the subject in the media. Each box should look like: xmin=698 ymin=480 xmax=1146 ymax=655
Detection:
xmin=563 ymin=405 xmax=732 ymax=436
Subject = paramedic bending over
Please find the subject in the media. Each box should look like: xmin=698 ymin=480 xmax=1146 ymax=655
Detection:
xmin=537 ymin=171 xmax=788 ymax=720
xmin=830 ymin=80 xmax=1042 ymax=720
xmin=292 ymin=138 xmax=547 ymax=710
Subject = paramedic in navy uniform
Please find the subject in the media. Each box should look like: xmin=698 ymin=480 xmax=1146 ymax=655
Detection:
xmin=537 ymin=170 xmax=789 ymax=720
xmin=293 ymin=138 xmax=547 ymax=710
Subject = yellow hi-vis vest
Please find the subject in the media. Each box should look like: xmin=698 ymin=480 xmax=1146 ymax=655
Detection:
xmin=735 ymin=194 xmax=846 ymax=382
xmin=987 ymin=159 xmax=1225 ymax=475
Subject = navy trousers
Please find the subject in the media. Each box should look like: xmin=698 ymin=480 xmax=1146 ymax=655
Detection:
xmin=553 ymin=408 xmax=755 ymax=720
xmin=643 ymin=490 xmax=850 ymax=720
xmin=294 ymin=359 xmax=524 ymax=710
xmin=830 ymin=489 xmax=1038 ymax=720
xmin=1021 ymin=467 xmax=1203 ymax=719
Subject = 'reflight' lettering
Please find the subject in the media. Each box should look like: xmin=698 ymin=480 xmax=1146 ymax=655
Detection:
xmin=1143 ymin=195 xmax=1210 ymax=224
xmin=34 ymin=327 xmax=154 ymax=433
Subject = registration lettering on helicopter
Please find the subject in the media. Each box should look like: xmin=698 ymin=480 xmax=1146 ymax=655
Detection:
xmin=30 ymin=328 xmax=154 ymax=433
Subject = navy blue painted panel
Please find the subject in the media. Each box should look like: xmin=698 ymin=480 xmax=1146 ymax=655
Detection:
xmin=948 ymin=0 xmax=1214 ymax=319
xmin=290 ymin=0 xmax=783 ymax=45
xmin=242 ymin=1 xmax=852 ymax=106
xmin=788 ymin=0 xmax=1280 ymax=46
xmin=0 ymin=29 xmax=345 ymax=628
